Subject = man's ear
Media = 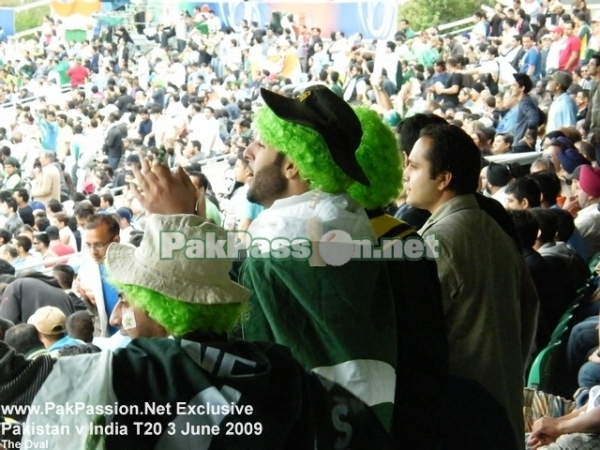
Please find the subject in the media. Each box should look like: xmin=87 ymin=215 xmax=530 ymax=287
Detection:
xmin=522 ymin=198 xmax=530 ymax=210
xmin=283 ymin=157 xmax=300 ymax=180
xmin=437 ymin=171 xmax=452 ymax=191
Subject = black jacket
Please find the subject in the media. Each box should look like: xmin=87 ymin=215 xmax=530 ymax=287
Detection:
xmin=0 ymin=342 xmax=54 ymax=422
xmin=0 ymin=273 xmax=86 ymax=324
xmin=103 ymin=124 xmax=124 ymax=159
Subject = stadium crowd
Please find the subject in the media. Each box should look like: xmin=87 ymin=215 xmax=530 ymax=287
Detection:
xmin=0 ymin=0 xmax=600 ymax=448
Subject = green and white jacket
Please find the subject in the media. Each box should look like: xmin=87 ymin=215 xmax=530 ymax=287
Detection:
xmin=24 ymin=337 xmax=392 ymax=449
xmin=240 ymin=191 xmax=398 ymax=431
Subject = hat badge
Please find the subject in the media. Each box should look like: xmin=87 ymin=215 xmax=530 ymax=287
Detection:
xmin=298 ymin=91 xmax=312 ymax=102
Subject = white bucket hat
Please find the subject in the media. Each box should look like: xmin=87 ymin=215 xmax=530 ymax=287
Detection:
xmin=105 ymin=215 xmax=250 ymax=305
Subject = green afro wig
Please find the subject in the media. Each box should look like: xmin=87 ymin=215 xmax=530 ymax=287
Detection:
xmin=254 ymin=105 xmax=402 ymax=210
xmin=350 ymin=107 xmax=403 ymax=210
xmin=113 ymin=282 xmax=247 ymax=338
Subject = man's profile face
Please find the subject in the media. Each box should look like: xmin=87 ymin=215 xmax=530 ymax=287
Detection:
xmin=493 ymin=135 xmax=510 ymax=154
xmin=505 ymin=193 xmax=525 ymax=210
xmin=109 ymin=298 xmax=167 ymax=339
xmin=564 ymin=24 xmax=573 ymax=36
xmin=243 ymin=134 xmax=288 ymax=207
xmin=587 ymin=59 xmax=598 ymax=77
xmin=84 ymin=223 xmax=119 ymax=264
xmin=403 ymin=136 xmax=442 ymax=211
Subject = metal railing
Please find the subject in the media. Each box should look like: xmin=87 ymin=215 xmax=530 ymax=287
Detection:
xmin=13 ymin=0 xmax=49 ymax=13
xmin=16 ymin=251 xmax=80 ymax=274
xmin=1 ymin=84 xmax=73 ymax=110
xmin=484 ymin=151 xmax=541 ymax=166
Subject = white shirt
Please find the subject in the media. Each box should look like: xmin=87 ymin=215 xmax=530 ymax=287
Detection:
xmin=120 ymin=226 xmax=134 ymax=245
xmin=187 ymin=113 xmax=206 ymax=141
xmin=575 ymin=203 xmax=600 ymax=258
xmin=546 ymin=41 xmax=562 ymax=73
xmin=153 ymin=115 xmax=177 ymax=148
xmin=207 ymin=16 xmax=222 ymax=33
xmin=174 ymin=18 xmax=187 ymax=40
xmin=199 ymin=117 xmax=223 ymax=154
xmin=165 ymin=101 xmax=186 ymax=120
xmin=523 ymin=1 xmax=541 ymax=23
xmin=478 ymin=58 xmax=516 ymax=86
xmin=167 ymin=62 xmax=186 ymax=88
xmin=248 ymin=191 xmax=376 ymax=249
xmin=491 ymin=186 xmax=509 ymax=208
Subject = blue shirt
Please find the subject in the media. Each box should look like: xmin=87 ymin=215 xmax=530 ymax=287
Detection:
xmin=99 ymin=264 xmax=120 ymax=335
xmin=48 ymin=336 xmax=83 ymax=353
xmin=520 ymin=48 xmax=541 ymax=81
xmin=496 ymin=107 xmax=519 ymax=134
xmin=547 ymin=92 xmax=577 ymax=133
xmin=245 ymin=200 xmax=264 ymax=221
xmin=39 ymin=120 xmax=58 ymax=152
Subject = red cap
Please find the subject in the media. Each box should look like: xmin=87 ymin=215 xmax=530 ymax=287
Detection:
xmin=578 ymin=165 xmax=600 ymax=198
xmin=554 ymin=26 xmax=564 ymax=35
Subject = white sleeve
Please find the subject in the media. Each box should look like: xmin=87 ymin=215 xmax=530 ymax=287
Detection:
xmin=476 ymin=61 xmax=494 ymax=75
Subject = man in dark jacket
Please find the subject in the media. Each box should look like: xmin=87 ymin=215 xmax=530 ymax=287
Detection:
xmin=512 ymin=73 xmax=540 ymax=145
xmin=115 ymin=85 xmax=135 ymax=113
xmin=0 ymin=271 xmax=86 ymax=324
xmin=396 ymin=113 xmax=539 ymax=368
xmin=103 ymin=113 xmax=124 ymax=171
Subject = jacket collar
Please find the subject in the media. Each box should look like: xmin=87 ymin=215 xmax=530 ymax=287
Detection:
xmin=419 ymin=194 xmax=479 ymax=234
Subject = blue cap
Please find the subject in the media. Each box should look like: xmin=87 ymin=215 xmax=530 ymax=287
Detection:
xmin=557 ymin=149 xmax=591 ymax=175
xmin=30 ymin=201 xmax=46 ymax=211
xmin=116 ymin=207 xmax=132 ymax=223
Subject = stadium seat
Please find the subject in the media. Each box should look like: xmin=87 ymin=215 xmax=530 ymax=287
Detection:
xmin=588 ymin=252 xmax=600 ymax=276
xmin=527 ymin=341 xmax=563 ymax=392
xmin=550 ymin=322 xmax=569 ymax=345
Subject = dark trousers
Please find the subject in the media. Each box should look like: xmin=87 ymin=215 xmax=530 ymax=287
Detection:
xmin=108 ymin=156 xmax=121 ymax=172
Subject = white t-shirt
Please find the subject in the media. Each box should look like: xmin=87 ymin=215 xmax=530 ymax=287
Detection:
xmin=478 ymin=58 xmax=516 ymax=86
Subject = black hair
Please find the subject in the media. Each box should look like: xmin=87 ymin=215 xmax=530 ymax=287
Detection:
xmin=0 ymin=317 xmax=14 ymax=341
xmin=88 ymin=194 xmax=101 ymax=208
xmin=528 ymin=171 xmax=561 ymax=206
xmin=52 ymin=264 xmax=74 ymax=290
xmin=507 ymin=209 xmax=539 ymax=250
xmin=35 ymin=233 xmax=50 ymax=247
xmin=66 ymin=311 xmax=95 ymax=343
xmin=74 ymin=202 xmax=95 ymax=219
xmin=4 ymin=323 xmax=44 ymax=355
xmin=418 ymin=124 xmax=482 ymax=195
xmin=550 ymin=208 xmax=576 ymax=242
xmin=35 ymin=217 xmax=50 ymax=233
xmin=14 ymin=235 xmax=32 ymax=253
xmin=2 ymin=196 xmax=17 ymax=213
xmin=47 ymin=199 xmax=62 ymax=214
xmin=529 ymin=207 xmax=558 ymax=244
xmin=398 ymin=113 xmax=447 ymax=155
xmin=505 ymin=177 xmax=542 ymax=208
